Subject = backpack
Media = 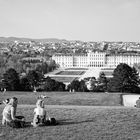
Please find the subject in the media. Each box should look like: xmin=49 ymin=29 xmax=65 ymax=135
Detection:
xmin=45 ymin=118 xmax=58 ymax=125
xmin=50 ymin=118 xmax=57 ymax=125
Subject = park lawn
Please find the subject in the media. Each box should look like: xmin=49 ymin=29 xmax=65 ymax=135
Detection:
xmin=0 ymin=105 xmax=140 ymax=140
xmin=55 ymin=71 xmax=85 ymax=75
xmin=0 ymin=91 xmax=122 ymax=106
xmin=50 ymin=76 xmax=78 ymax=83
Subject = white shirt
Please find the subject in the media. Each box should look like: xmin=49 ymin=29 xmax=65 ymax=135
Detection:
xmin=2 ymin=105 xmax=13 ymax=122
xmin=34 ymin=107 xmax=46 ymax=116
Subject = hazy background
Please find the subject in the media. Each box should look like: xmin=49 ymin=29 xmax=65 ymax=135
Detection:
xmin=0 ymin=0 xmax=140 ymax=42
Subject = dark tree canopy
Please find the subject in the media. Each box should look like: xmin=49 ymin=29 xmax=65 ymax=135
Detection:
xmin=43 ymin=76 xmax=65 ymax=91
xmin=68 ymin=80 xmax=80 ymax=92
xmin=26 ymin=70 xmax=44 ymax=91
xmin=2 ymin=68 xmax=20 ymax=91
xmin=20 ymin=77 xmax=32 ymax=91
xmin=97 ymin=72 xmax=108 ymax=92
xmin=35 ymin=62 xmax=49 ymax=74
xmin=108 ymin=63 xmax=140 ymax=93
xmin=68 ymin=80 xmax=87 ymax=92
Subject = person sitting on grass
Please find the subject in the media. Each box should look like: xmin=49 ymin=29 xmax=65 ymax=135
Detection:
xmin=31 ymin=97 xmax=58 ymax=127
xmin=31 ymin=98 xmax=48 ymax=127
xmin=2 ymin=97 xmax=25 ymax=128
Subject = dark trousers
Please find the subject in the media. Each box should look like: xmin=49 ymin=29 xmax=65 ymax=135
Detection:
xmin=7 ymin=116 xmax=25 ymax=128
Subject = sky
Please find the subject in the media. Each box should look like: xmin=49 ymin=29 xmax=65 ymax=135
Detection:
xmin=0 ymin=0 xmax=140 ymax=42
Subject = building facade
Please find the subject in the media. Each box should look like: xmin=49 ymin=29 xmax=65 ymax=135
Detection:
xmin=87 ymin=51 xmax=106 ymax=67
xmin=106 ymin=53 xmax=140 ymax=68
xmin=52 ymin=52 xmax=140 ymax=68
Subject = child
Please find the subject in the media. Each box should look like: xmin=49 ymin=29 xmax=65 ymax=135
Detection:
xmin=31 ymin=96 xmax=58 ymax=127
xmin=31 ymin=99 xmax=48 ymax=127
xmin=2 ymin=97 xmax=25 ymax=128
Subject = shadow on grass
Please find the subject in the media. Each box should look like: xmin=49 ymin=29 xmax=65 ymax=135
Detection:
xmin=24 ymin=122 xmax=32 ymax=128
xmin=0 ymin=119 xmax=95 ymax=131
xmin=0 ymin=121 xmax=32 ymax=130
xmin=58 ymin=118 xmax=95 ymax=126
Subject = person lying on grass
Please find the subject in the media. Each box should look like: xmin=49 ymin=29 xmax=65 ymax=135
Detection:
xmin=2 ymin=97 xmax=25 ymax=128
xmin=31 ymin=97 xmax=57 ymax=127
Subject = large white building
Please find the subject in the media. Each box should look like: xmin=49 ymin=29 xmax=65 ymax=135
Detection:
xmin=106 ymin=53 xmax=140 ymax=68
xmin=52 ymin=51 xmax=140 ymax=68
xmin=87 ymin=51 xmax=106 ymax=67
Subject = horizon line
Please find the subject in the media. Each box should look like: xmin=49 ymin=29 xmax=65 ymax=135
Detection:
xmin=0 ymin=36 xmax=140 ymax=43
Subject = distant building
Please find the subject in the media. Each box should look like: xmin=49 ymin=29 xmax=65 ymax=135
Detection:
xmin=52 ymin=51 xmax=106 ymax=68
xmin=52 ymin=51 xmax=140 ymax=68
xmin=106 ymin=53 xmax=140 ymax=68
xmin=52 ymin=53 xmax=74 ymax=67
xmin=87 ymin=51 xmax=106 ymax=67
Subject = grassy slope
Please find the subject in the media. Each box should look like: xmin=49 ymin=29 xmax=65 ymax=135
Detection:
xmin=0 ymin=91 xmax=122 ymax=106
xmin=0 ymin=105 xmax=140 ymax=140
xmin=1 ymin=92 xmax=137 ymax=140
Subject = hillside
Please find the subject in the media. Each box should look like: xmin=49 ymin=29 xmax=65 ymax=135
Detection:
xmin=0 ymin=37 xmax=68 ymax=43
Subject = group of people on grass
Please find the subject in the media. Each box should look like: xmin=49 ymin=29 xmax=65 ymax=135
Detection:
xmin=2 ymin=96 xmax=57 ymax=128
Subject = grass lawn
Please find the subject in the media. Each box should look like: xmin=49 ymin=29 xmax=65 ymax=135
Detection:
xmin=0 ymin=91 xmax=138 ymax=140
xmin=65 ymin=68 xmax=88 ymax=70
xmin=50 ymin=77 xmax=78 ymax=83
xmin=0 ymin=105 xmax=140 ymax=140
xmin=0 ymin=91 xmax=122 ymax=106
xmin=55 ymin=71 xmax=85 ymax=75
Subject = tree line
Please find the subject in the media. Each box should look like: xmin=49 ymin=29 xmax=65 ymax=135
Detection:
xmin=0 ymin=68 xmax=66 ymax=92
xmin=64 ymin=63 xmax=140 ymax=93
xmin=84 ymin=63 xmax=140 ymax=93
xmin=0 ymin=63 xmax=140 ymax=93
xmin=0 ymin=53 xmax=58 ymax=79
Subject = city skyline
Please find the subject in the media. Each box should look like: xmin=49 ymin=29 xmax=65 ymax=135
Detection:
xmin=0 ymin=0 xmax=140 ymax=42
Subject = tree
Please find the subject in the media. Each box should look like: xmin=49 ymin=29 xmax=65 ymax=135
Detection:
xmin=68 ymin=80 xmax=87 ymax=92
xmin=79 ymin=80 xmax=88 ymax=92
xmin=85 ymin=77 xmax=97 ymax=91
xmin=43 ymin=77 xmax=56 ymax=91
xmin=54 ymin=81 xmax=66 ymax=91
xmin=2 ymin=68 xmax=20 ymax=91
xmin=26 ymin=70 xmax=44 ymax=91
xmin=68 ymin=80 xmax=88 ymax=92
xmin=20 ymin=77 xmax=32 ymax=91
xmin=48 ymin=60 xmax=57 ymax=72
xmin=68 ymin=80 xmax=81 ymax=92
xmin=36 ymin=62 xmax=48 ymax=74
xmin=43 ymin=76 xmax=65 ymax=91
xmin=0 ymin=55 xmax=8 ymax=79
xmin=103 ymin=43 xmax=108 ymax=51
xmin=123 ymin=67 xmax=140 ymax=93
xmin=97 ymin=72 xmax=108 ymax=92
xmin=108 ymin=63 xmax=140 ymax=93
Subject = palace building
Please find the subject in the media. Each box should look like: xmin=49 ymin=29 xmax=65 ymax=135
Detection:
xmin=52 ymin=51 xmax=140 ymax=68
xmin=106 ymin=53 xmax=140 ymax=67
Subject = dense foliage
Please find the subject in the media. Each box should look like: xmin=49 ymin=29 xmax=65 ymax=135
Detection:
xmin=0 ymin=54 xmax=58 ymax=78
xmin=2 ymin=68 xmax=20 ymax=91
xmin=43 ymin=76 xmax=65 ymax=91
xmin=107 ymin=63 xmax=140 ymax=93
xmin=0 ymin=68 xmax=65 ymax=92
xmin=0 ymin=63 xmax=140 ymax=93
xmin=67 ymin=80 xmax=88 ymax=92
